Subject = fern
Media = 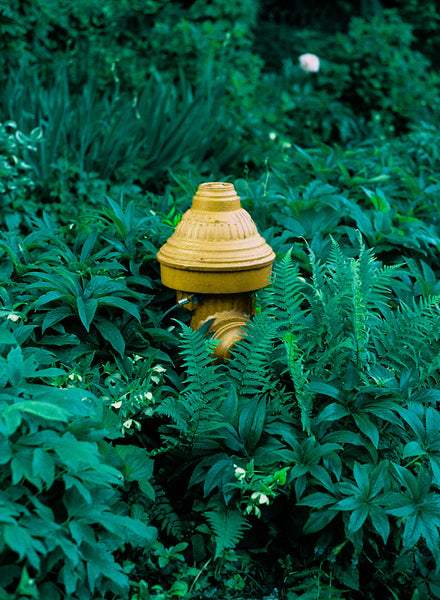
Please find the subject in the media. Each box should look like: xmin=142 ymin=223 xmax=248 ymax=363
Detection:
xmin=283 ymin=332 xmax=313 ymax=434
xmin=178 ymin=322 xmax=221 ymax=404
xmin=261 ymin=248 xmax=305 ymax=328
xmin=205 ymin=507 xmax=250 ymax=557
xmin=227 ymin=313 xmax=278 ymax=399
xmin=148 ymin=482 xmax=183 ymax=538
xmin=373 ymin=295 xmax=440 ymax=382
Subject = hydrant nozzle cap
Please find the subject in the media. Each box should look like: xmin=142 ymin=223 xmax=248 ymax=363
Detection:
xmin=157 ymin=182 xmax=275 ymax=294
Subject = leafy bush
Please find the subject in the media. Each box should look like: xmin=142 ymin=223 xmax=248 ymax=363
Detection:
xmin=0 ymin=327 xmax=157 ymax=599
xmin=152 ymin=240 xmax=440 ymax=598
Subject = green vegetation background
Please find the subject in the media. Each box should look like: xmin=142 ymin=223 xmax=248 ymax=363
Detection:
xmin=2 ymin=0 xmax=440 ymax=599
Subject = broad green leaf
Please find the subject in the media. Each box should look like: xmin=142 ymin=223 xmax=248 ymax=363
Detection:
xmin=116 ymin=445 xmax=154 ymax=485
xmin=238 ymin=398 xmax=266 ymax=454
xmin=77 ymin=297 xmax=98 ymax=331
xmin=99 ymin=295 xmax=140 ymax=321
xmin=348 ymin=505 xmax=369 ymax=534
xmin=42 ymin=306 xmax=74 ymax=333
xmin=316 ymin=402 xmax=349 ymax=424
xmin=6 ymin=401 xmax=70 ymax=422
xmin=0 ymin=328 xmax=17 ymax=345
xmin=94 ymin=319 xmax=125 ymax=356
xmin=353 ymin=413 xmax=379 ymax=448
xmin=32 ymin=448 xmax=55 ymax=489
xmin=55 ymin=433 xmax=100 ymax=468
xmin=303 ymin=508 xmax=339 ymax=534
xmin=3 ymin=524 xmax=45 ymax=568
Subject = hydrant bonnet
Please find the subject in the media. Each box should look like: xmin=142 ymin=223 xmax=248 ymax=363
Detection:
xmin=157 ymin=182 xmax=275 ymax=294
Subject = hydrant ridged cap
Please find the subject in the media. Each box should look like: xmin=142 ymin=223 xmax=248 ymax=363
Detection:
xmin=157 ymin=182 xmax=275 ymax=294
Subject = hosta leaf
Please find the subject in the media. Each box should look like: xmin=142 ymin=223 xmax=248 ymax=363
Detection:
xmin=94 ymin=318 xmax=125 ymax=356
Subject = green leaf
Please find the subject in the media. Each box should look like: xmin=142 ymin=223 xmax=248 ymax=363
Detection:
xmin=6 ymin=401 xmax=70 ymax=422
xmin=303 ymin=509 xmax=339 ymax=534
xmin=316 ymin=402 xmax=349 ymax=424
xmin=353 ymin=413 xmax=379 ymax=448
xmin=3 ymin=524 xmax=45 ymax=569
xmin=32 ymin=448 xmax=55 ymax=489
xmin=99 ymin=295 xmax=140 ymax=321
xmin=77 ymin=297 xmax=98 ymax=331
xmin=205 ymin=508 xmax=250 ymax=557
xmin=116 ymin=445 xmax=154 ymax=493
xmin=94 ymin=319 xmax=125 ymax=356
xmin=0 ymin=328 xmax=17 ymax=345
xmin=348 ymin=505 xmax=369 ymax=534
xmin=238 ymin=398 xmax=266 ymax=454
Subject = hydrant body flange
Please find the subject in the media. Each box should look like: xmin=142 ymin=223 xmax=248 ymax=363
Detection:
xmin=157 ymin=182 xmax=275 ymax=359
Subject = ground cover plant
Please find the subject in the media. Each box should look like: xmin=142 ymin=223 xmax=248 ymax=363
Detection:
xmin=2 ymin=1 xmax=440 ymax=598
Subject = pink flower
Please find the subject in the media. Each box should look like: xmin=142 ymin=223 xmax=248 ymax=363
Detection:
xmin=299 ymin=53 xmax=320 ymax=73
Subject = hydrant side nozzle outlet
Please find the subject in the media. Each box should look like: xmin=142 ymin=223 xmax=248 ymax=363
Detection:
xmin=157 ymin=182 xmax=275 ymax=360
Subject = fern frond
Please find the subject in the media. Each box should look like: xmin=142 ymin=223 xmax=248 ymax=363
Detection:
xmin=178 ymin=322 xmax=222 ymax=404
xmin=205 ymin=508 xmax=250 ymax=557
xmin=349 ymin=257 xmax=370 ymax=365
xmin=261 ymin=249 xmax=305 ymax=328
xmin=155 ymin=396 xmax=190 ymax=433
xmin=149 ymin=482 xmax=183 ymax=537
xmin=283 ymin=332 xmax=313 ymax=434
xmin=228 ymin=313 xmax=278 ymax=399
xmin=373 ymin=295 xmax=440 ymax=379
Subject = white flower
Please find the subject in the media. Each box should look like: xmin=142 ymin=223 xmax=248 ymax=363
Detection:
xmin=299 ymin=53 xmax=320 ymax=73
xmin=234 ymin=466 xmax=247 ymax=481
xmin=7 ymin=313 xmax=20 ymax=322
xmin=251 ymin=491 xmax=270 ymax=505
xmin=112 ymin=400 xmax=123 ymax=409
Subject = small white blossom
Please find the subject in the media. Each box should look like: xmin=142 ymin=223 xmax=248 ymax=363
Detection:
xmin=299 ymin=53 xmax=320 ymax=73
xmin=7 ymin=313 xmax=20 ymax=322
xmin=112 ymin=400 xmax=123 ymax=409
xmin=234 ymin=466 xmax=247 ymax=481
xmin=251 ymin=491 xmax=270 ymax=505
xmin=123 ymin=419 xmax=133 ymax=429
xmin=269 ymin=131 xmax=277 ymax=140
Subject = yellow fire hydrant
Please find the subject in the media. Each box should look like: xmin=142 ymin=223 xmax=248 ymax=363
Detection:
xmin=157 ymin=182 xmax=275 ymax=360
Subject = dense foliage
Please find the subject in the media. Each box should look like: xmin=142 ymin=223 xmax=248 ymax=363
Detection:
xmin=1 ymin=1 xmax=440 ymax=598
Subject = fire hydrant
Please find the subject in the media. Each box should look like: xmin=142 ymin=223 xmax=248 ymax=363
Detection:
xmin=157 ymin=182 xmax=275 ymax=360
